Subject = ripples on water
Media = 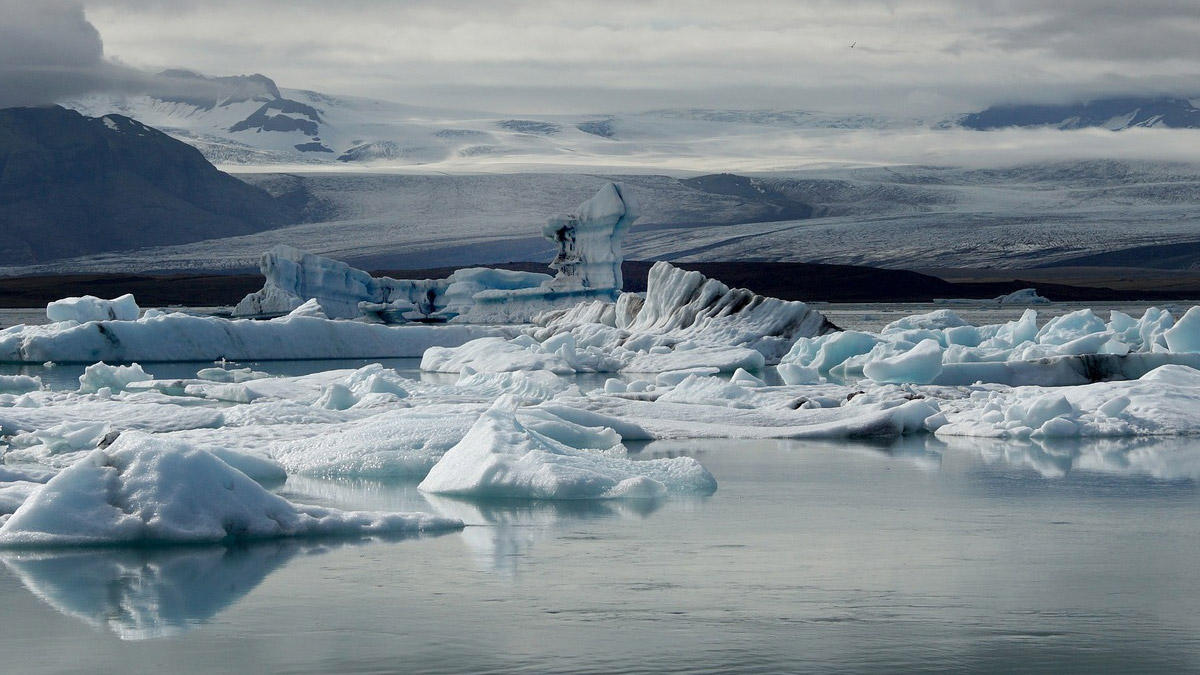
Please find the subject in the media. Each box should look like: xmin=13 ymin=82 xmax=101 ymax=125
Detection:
xmin=2 ymin=437 xmax=1198 ymax=674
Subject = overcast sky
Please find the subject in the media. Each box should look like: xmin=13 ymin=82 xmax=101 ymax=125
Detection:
xmin=4 ymin=0 xmax=1200 ymax=115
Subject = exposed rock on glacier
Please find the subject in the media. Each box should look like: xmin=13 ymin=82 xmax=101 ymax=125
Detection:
xmin=423 ymin=261 xmax=837 ymax=374
xmin=0 ymin=432 xmax=463 ymax=547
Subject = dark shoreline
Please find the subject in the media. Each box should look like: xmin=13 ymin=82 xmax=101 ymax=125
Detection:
xmin=0 ymin=261 xmax=1196 ymax=309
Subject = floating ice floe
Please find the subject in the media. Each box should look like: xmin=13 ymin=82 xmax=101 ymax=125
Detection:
xmin=934 ymin=288 xmax=1050 ymax=306
xmin=46 ymin=294 xmax=140 ymax=323
xmin=783 ymin=306 xmax=1200 ymax=386
xmin=423 ymin=261 xmax=835 ymax=374
xmin=0 ymin=432 xmax=463 ymax=547
xmin=233 ymin=244 xmax=551 ymax=321
xmin=0 ymin=309 xmax=509 ymax=364
xmin=418 ymin=396 xmax=717 ymax=499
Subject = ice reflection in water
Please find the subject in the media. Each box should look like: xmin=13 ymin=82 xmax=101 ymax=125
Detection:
xmin=282 ymin=474 xmax=686 ymax=576
xmin=425 ymin=494 xmax=668 ymax=575
xmin=0 ymin=532 xmax=460 ymax=640
xmin=930 ymin=435 xmax=1200 ymax=480
xmin=0 ymin=543 xmax=302 ymax=640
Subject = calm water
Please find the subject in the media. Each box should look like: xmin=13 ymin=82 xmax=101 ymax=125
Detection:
xmin=2 ymin=437 xmax=1199 ymax=674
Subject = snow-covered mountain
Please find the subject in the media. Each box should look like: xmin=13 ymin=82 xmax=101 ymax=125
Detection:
xmin=63 ymin=71 xmax=931 ymax=169
xmin=64 ymin=71 xmax=1200 ymax=172
xmin=960 ymin=96 xmax=1200 ymax=131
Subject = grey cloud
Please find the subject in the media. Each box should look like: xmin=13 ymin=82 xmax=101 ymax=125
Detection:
xmin=975 ymin=0 xmax=1200 ymax=61
xmin=30 ymin=0 xmax=1200 ymax=117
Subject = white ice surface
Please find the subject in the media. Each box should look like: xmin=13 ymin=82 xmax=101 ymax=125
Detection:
xmin=418 ymin=396 xmax=716 ymax=499
xmin=0 ymin=311 xmax=510 ymax=364
xmin=0 ymin=432 xmax=462 ymax=547
xmin=424 ymin=261 xmax=831 ymax=375
xmin=46 ymin=295 xmax=139 ymax=323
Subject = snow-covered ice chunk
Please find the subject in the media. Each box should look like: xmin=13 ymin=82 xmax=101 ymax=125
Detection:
xmin=0 ymin=311 xmax=506 ymax=364
xmin=996 ymin=288 xmax=1050 ymax=305
xmin=419 ymin=396 xmax=716 ymax=499
xmin=1164 ymin=306 xmax=1200 ymax=353
xmin=883 ymin=309 xmax=968 ymax=334
xmin=0 ymin=375 xmax=42 ymax=394
xmin=9 ymin=420 xmax=112 ymax=455
xmin=77 ymin=362 xmax=152 ymax=394
xmin=47 ymin=294 xmax=140 ymax=323
xmin=935 ymin=364 xmax=1200 ymax=439
xmin=863 ymin=339 xmax=944 ymax=384
xmin=195 ymin=366 xmax=269 ymax=383
xmin=0 ymin=432 xmax=463 ymax=547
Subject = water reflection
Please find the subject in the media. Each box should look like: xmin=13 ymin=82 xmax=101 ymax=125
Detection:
xmin=0 ymin=542 xmax=304 ymax=640
xmin=936 ymin=434 xmax=1200 ymax=480
xmin=0 ymin=531 xmax=456 ymax=641
xmin=424 ymin=494 xmax=667 ymax=575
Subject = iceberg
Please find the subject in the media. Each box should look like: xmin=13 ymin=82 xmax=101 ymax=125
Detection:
xmin=234 ymin=182 xmax=638 ymax=324
xmin=454 ymin=182 xmax=642 ymax=323
xmin=423 ymin=261 xmax=835 ymax=374
xmin=418 ymin=396 xmax=717 ymax=499
xmin=46 ymin=294 xmax=140 ymax=323
xmin=0 ymin=309 xmax=509 ymax=363
xmin=233 ymin=244 xmax=551 ymax=321
xmin=0 ymin=432 xmax=463 ymax=547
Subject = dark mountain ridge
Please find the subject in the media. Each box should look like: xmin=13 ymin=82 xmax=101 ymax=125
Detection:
xmin=0 ymin=105 xmax=297 ymax=264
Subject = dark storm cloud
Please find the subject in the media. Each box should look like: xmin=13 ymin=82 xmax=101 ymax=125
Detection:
xmin=0 ymin=0 xmax=273 ymax=109
xmin=0 ymin=0 xmax=125 ymax=107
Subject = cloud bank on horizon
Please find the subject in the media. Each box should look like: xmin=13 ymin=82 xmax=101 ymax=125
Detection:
xmin=4 ymin=0 xmax=1195 ymax=116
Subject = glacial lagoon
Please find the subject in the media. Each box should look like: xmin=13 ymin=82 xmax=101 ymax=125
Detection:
xmin=1 ymin=434 xmax=1198 ymax=674
xmin=1 ymin=298 xmax=1199 ymax=674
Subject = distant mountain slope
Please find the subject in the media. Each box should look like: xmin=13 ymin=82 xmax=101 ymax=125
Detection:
xmin=0 ymin=106 xmax=295 ymax=264
xmin=7 ymin=161 xmax=1200 ymax=276
xmin=961 ymin=96 xmax=1200 ymax=130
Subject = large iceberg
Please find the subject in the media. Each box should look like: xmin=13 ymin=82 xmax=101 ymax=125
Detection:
xmin=233 ymin=245 xmax=551 ymax=321
xmin=0 ymin=308 xmax=509 ymax=363
xmin=423 ymin=261 xmax=836 ymax=374
xmin=235 ymin=182 xmax=639 ymax=324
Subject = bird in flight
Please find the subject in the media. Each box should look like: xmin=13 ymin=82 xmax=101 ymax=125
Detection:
xmin=849 ymin=41 xmax=856 ymax=48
